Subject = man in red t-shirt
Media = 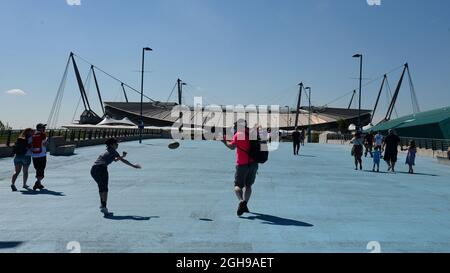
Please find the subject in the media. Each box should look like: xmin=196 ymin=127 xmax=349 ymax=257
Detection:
xmin=31 ymin=123 xmax=48 ymax=191
xmin=222 ymin=119 xmax=258 ymax=216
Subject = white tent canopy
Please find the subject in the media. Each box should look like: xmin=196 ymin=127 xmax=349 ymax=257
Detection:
xmin=97 ymin=116 xmax=136 ymax=127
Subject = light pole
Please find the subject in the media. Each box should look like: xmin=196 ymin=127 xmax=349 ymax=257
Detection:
xmin=140 ymin=47 xmax=152 ymax=144
xmin=286 ymin=106 xmax=290 ymax=127
xmin=294 ymin=82 xmax=303 ymax=130
xmin=177 ymin=78 xmax=187 ymax=132
xmin=305 ymin=87 xmax=312 ymax=143
xmin=353 ymin=54 xmax=363 ymax=131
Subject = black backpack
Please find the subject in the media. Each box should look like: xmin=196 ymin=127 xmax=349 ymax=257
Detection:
xmin=14 ymin=138 xmax=28 ymax=156
xmin=248 ymin=138 xmax=269 ymax=164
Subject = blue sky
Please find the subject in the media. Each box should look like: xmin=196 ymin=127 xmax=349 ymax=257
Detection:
xmin=1 ymin=0 xmax=449 ymax=128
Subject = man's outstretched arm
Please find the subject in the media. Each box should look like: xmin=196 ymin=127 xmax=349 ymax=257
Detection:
xmin=222 ymin=139 xmax=236 ymax=150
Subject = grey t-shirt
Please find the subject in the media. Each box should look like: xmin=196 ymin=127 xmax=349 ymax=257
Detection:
xmin=94 ymin=148 xmax=120 ymax=166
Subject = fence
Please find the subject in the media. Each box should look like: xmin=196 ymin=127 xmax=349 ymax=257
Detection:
xmin=0 ymin=128 xmax=164 ymax=147
xmin=325 ymin=133 xmax=450 ymax=152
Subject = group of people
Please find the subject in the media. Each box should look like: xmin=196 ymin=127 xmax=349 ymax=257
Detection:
xmin=10 ymin=123 xmax=48 ymax=192
xmin=10 ymin=124 xmax=143 ymax=217
xmin=10 ymin=121 xmax=420 ymax=219
xmin=9 ymin=119 xmax=264 ymax=218
xmin=351 ymin=129 xmax=417 ymax=173
xmin=93 ymin=118 xmax=264 ymax=217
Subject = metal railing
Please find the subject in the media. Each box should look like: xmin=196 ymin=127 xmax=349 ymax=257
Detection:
xmin=326 ymin=133 xmax=354 ymax=142
xmin=326 ymin=133 xmax=450 ymax=152
xmin=0 ymin=128 xmax=163 ymax=147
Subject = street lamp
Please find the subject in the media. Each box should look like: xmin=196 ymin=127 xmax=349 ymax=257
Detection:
xmin=177 ymin=79 xmax=187 ymax=132
xmin=353 ymin=53 xmax=363 ymax=131
xmin=140 ymin=47 xmax=153 ymax=144
xmin=305 ymin=87 xmax=312 ymax=143
xmin=286 ymin=106 xmax=290 ymax=127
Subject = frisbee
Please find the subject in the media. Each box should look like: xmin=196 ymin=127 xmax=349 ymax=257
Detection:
xmin=168 ymin=141 xmax=180 ymax=149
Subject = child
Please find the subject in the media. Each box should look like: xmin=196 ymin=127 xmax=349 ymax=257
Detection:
xmin=405 ymin=140 xmax=417 ymax=174
xmin=90 ymin=138 xmax=141 ymax=216
xmin=372 ymin=146 xmax=381 ymax=172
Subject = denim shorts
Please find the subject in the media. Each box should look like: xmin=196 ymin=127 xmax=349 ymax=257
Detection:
xmin=14 ymin=155 xmax=31 ymax=167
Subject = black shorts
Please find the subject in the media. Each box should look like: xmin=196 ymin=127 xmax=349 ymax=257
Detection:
xmin=32 ymin=157 xmax=47 ymax=178
xmin=384 ymin=150 xmax=398 ymax=163
xmin=234 ymin=163 xmax=258 ymax=188
xmin=91 ymin=165 xmax=109 ymax=193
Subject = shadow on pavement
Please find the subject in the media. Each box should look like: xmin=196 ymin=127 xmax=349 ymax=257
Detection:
xmin=241 ymin=212 xmax=313 ymax=227
xmin=297 ymin=154 xmax=317 ymax=158
xmin=20 ymin=189 xmax=65 ymax=196
xmin=397 ymin=171 xmax=439 ymax=177
xmin=363 ymin=170 xmax=438 ymax=177
xmin=0 ymin=241 xmax=23 ymax=249
xmin=362 ymin=170 xmax=389 ymax=174
xmin=104 ymin=215 xmax=158 ymax=221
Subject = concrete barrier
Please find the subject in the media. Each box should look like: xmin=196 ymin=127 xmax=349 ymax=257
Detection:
xmin=48 ymin=136 xmax=76 ymax=156
xmin=0 ymin=133 xmax=168 ymax=159
xmin=0 ymin=146 xmax=14 ymax=158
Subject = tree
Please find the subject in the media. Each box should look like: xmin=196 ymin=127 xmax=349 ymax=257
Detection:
xmin=336 ymin=118 xmax=348 ymax=134
xmin=0 ymin=120 xmax=12 ymax=130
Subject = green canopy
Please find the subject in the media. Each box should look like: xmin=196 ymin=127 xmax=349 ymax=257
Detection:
xmin=366 ymin=106 xmax=450 ymax=139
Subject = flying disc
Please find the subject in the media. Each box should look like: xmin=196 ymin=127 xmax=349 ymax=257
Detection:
xmin=168 ymin=141 xmax=180 ymax=149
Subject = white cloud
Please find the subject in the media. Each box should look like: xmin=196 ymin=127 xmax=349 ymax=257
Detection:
xmin=66 ymin=0 xmax=81 ymax=6
xmin=5 ymin=89 xmax=26 ymax=96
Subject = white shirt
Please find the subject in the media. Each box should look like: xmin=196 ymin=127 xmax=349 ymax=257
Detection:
xmin=374 ymin=134 xmax=383 ymax=146
xmin=25 ymin=137 xmax=33 ymax=157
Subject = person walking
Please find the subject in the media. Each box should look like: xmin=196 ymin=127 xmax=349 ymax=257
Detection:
xmin=300 ymin=130 xmax=305 ymax=146
xmin=374 ymin=131 xmax=384 ymax=149
xmin=11 ymin=128 xmax=34 ymax=191
xmin=364 ymin=131 xmax=374 ymax=158
xmin=292 ymin=128 xmax=301 ymax=155
xmin=31 ymin=123 xmax=48 ymax=191
xmin=222 ymin=119 xmax=259 ymax=216
xmin=350 ymin=131 xmax=364 ymax=170
xmin=382 ymin=129 xmax=401 ymax=173
xmin=90 ymin=138 xmax=141 ymax=216
xmin=405 ymin=140 xmax=417 ymax=174
xmin=372 ymin=146 xmax=381 ymax=172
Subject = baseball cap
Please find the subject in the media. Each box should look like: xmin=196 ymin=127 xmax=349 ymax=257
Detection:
xmin=36 ymin=123 xmax=47 ymax=129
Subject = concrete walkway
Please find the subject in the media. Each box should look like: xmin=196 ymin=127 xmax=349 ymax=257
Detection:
xmin=0 ymin=140 xmax=449 ymax=253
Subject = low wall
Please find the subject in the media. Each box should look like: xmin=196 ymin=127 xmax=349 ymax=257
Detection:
xmin=0 ymin=146 xmax=14 ymax=158
xmin=0 ymin=133 xmax=168 ymax=159
xmin=325 ymin=139 xmax=351 ymax=145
